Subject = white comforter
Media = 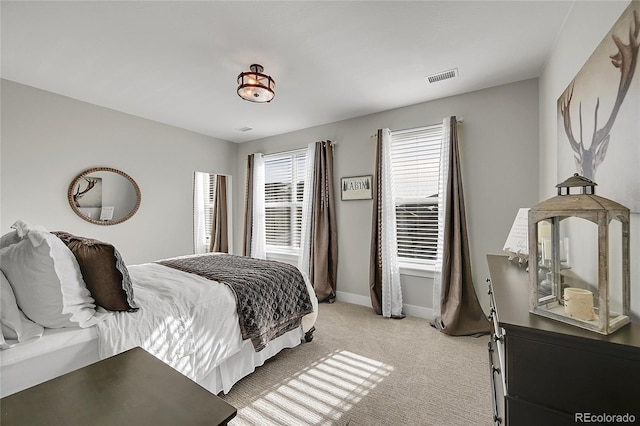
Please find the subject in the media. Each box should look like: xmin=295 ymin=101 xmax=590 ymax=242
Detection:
xmin=96 ymin=263 xmax=244 ymax=383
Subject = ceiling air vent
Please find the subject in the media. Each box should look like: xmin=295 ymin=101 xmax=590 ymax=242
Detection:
xmin=425 ymin=68 xmax=458 ymax=84
xmin=237 ymin=126 xmax=253 ymax=132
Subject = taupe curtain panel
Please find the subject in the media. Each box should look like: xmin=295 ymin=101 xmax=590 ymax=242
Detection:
xmin=308 ymin=141 xmax=338 ymax=303
xmin=369 ymin=129 xmax=406 ymax=318
xmin=369 ymin=130 xmax=383 ymax=315
xmin=242 ymin=154 xmax=255 ymax=257
xmin=210 ymin=175 xmax=229 ymax=253
xmin=432 ymin=117 xmax=490 ymax=336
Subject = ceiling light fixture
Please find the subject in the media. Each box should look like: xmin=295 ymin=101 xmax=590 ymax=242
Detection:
xmin=237 ymin=64 xmax=275 ymax=103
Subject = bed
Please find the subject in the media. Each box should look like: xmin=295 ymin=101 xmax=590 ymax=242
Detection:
xmin=0 ymin=221 xmax=317 ymax=398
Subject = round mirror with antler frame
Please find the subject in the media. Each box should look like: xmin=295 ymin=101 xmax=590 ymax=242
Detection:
xmin=68 ymin=167 xmax=141 ymax=225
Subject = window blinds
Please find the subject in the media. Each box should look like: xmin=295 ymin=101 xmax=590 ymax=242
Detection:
xmin=264 ymin=151 xmax=306 ymax=250
xmin=390 ymin=124 xmax=443 ymax=262
xmin=204 ymin=173 xmax=217 ymax=243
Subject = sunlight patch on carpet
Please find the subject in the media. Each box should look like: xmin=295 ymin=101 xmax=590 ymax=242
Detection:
xmin=230 ymin=349 xmax=394 ymax=425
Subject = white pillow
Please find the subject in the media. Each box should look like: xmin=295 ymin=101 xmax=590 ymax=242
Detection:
xmin=0 ymin=220 xmax=48 ymax=250
xmin=0 ymin=230 xmax=108 ymax=328
xmin=1 ymin=271 xmax=44 ymax=349
xmin=11 ymin=219 xmax=47 ymax=239
xmin=0 ymin=231 xmax=21 ymax=249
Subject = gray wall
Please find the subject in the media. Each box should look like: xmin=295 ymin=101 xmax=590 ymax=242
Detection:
xmin=235 ymin=79 xmax=540 ymax=316
xmin=2 ymin=2 xmax=636 ymax=321
xmin=0 ymin=79 xmax=238 ymax=265
xmin=539 ymin=0 xmax=639 ymax=320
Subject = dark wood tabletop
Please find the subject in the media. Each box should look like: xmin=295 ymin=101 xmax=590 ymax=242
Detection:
xmin=487 ymin=254 xmax=640 ymax=349
xmin=0 ymin=346 xmax=237 ymax=426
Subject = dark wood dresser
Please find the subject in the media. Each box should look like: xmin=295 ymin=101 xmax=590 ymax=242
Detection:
xmin=486 ymin=255 xmax=640 ymax=426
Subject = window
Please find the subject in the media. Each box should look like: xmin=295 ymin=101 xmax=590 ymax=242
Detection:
xmin=390 ymin=124 xmax=443 ymax=265
xmin=203 ymin=174 xmax=217 ymax=247
xmin=193 ymin=171 xmax=217 ymax=254
xmin=264 ymin=150 xmax=306 ymax=253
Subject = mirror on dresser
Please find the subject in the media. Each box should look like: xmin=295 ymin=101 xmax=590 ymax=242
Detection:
xmin=68 ymin=167 xmax=141 ymax=225
xmin=193 ymin=171 xmax=232 ymax=254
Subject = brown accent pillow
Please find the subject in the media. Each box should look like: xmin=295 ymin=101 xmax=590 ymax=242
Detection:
xmin=51 ymin=232 xmax=138 ymax=312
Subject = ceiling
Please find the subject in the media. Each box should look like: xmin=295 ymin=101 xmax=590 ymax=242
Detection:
xmin=1 ymin=1 xmax=575 ymax=143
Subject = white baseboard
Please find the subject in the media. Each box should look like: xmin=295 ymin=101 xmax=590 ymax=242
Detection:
xmin=403 ymin=304 xmax=434 ymax=320
xmin=335 ymin=291 xmax=370 ymax=307
xmin=335 ymin=291 xmax=434 ymax=320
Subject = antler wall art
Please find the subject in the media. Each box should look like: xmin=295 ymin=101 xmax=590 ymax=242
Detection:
xmin=73 ymin=176 xmax=102 ymax=207
xmin=557 ymin=2 xmax=639 ymax=213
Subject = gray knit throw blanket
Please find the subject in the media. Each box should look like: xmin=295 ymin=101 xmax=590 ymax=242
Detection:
xmin=157 ymin=253 xmax=313 ymax=351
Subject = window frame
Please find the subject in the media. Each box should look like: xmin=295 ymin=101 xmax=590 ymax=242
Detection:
xmin=193 ymin=171 xmax=217 ymax=255
xmin=389 ymin=124 xmax=443 ymax=275
xmin=263 ymin=149 xmax=307 ymax=256
xmin=203 ymin=173 xmax=217 ymax=249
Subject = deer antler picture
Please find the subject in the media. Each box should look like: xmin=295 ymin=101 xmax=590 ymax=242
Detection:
xmin=558 ymin=9 xmax=639 ymax=181
xmin=557 ymin=3 xmax=639 ymax=213
xmin=73 ymin=177 xmax=101 ymax=207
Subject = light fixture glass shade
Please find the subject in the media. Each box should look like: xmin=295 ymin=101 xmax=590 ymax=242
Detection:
xmin=237 ymin=64 xmax=275 ymax=103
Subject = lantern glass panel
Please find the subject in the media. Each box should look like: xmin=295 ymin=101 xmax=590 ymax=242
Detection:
xmin=608 ymin=219 xmax=624 ymax=317
xmin=557 ymin=218 xmax=598 ymax=316
xmin=536 ymin=220 xmax=555 ymax=301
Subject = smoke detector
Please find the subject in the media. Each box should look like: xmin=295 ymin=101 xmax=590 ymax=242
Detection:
xmin=425 ymin=68 xmax=459 ymax=84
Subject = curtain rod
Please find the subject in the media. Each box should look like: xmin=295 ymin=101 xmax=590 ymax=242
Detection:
xmin=257 ymin=140 xmax=335 ymax=158
xmin=370 ymin=117 xmax=464 ymax=139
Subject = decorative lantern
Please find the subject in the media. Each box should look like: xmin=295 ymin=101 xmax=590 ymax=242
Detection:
xmin=527 ymin=174 xmax=630 ymax=335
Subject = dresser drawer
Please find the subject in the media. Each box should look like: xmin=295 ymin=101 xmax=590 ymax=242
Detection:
xmin=487 ymin=279 xmax=506 ymax=424
xmin=506 ymin=396 xmax=573 ymax=426
xmin=506 ymin=329 xmax=640 ymax=416
xmin=487 ymin=279 xmax=507 ymax=397
xmin=488 ymin=340 xmax=505 ymax=425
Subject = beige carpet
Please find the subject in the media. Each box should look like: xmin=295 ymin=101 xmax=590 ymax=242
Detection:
xmin=221 ymin=301 xmax=492 ymax=426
